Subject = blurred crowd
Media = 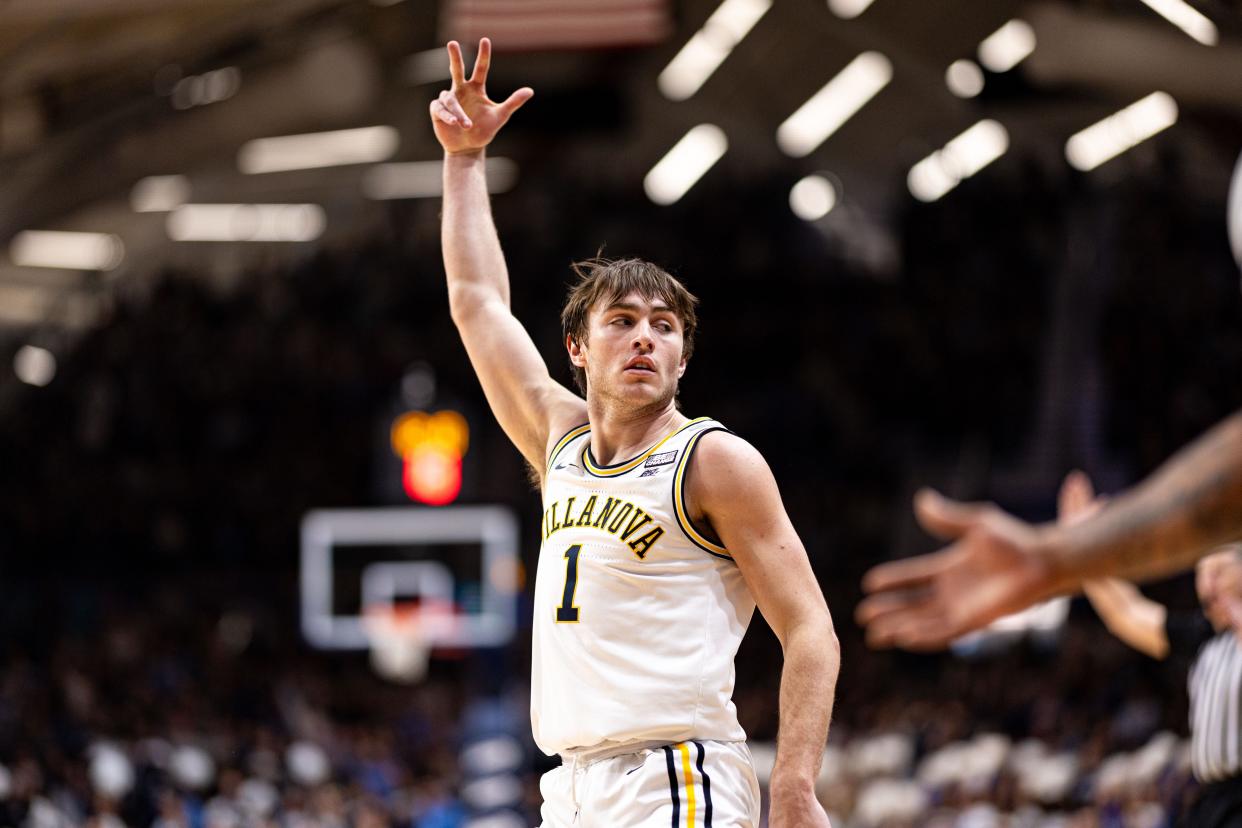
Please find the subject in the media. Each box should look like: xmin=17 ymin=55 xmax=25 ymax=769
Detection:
xmin=1 ymin=154 xmax=1241 ymax=826
xmin=0 ymin=594 xmax=1210 ymax=827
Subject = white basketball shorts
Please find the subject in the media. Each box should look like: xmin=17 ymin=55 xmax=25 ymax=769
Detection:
xmin=538 ymin=740 xmax=760 ymax=828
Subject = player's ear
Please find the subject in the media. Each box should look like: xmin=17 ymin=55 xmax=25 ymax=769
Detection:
xmin=567 ymin=334 xmax=586 ymax=367
xmin=677 ymin=356 xmax=687 ymax=379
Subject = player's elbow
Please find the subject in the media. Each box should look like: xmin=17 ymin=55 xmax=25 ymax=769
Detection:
xmin=790 ymin=606 xmax=840 ymax=667
xmin=447 ymin=284 xmax=497 ymax=327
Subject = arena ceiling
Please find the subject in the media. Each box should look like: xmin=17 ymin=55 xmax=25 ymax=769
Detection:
xmin=0 ymin=0 xmax=1241 ymax=343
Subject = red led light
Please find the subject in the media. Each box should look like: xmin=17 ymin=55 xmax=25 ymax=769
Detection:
xmin=402 ymin=446 xmax=462 ymax=506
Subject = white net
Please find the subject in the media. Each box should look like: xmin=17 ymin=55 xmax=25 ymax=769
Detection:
xmin=362 ymin=600 xmax=459 ymax=684
xmin=363 ymin=604 xmax=431 ymax=684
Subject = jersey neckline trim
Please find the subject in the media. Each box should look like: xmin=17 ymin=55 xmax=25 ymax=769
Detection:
xmin=582 ymin=417 xmax=713 ymax=478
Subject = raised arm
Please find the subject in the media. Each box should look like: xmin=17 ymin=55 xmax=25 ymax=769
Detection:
xmin=432 ymin=39 xmax=585 ymax=469
xmin=858 ymin=411 xmax=1242 ymax=651
xmin=688 ymin=433 xmax=838 ymax=828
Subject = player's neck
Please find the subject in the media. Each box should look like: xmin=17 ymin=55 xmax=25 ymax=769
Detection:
xmin=586 ymin=400 xmax=687 ymax=466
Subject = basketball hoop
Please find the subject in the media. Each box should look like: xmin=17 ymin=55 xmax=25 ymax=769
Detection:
xmin=362 ymin=600 xmax=457 ymax=684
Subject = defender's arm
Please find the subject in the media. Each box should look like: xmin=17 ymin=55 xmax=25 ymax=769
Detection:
xmin=687 ymin=433 xmax=837 ymax=827
xmin=1082 ymin=579 xmax=1169 ymax=659
xmin=858 ymin=411 xmax=1242 ymax=651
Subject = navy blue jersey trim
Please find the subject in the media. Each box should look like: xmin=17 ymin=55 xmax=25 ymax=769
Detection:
xmin=672 ymin=426 xmax=734 ymax=558
xmin=694 ymin=741 xmax=713 ymax=828
xmin=663 ymin=746 xmax=680 ymax=828
xmin=546 ymin=422 xmax=590 ymax=471
xmin=582 ymin=418 xmax=710 ymax=477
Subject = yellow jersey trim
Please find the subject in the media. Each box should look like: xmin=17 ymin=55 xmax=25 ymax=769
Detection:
xmin=678 ymin=742 xmax=698 ymax=828
xmin=672 ymin=426 xmax=732 ymax=559
xmin=582 ymin=417 xmax=712 ymax=478
xmin=546 ymin=423 xmax=591 ymax=473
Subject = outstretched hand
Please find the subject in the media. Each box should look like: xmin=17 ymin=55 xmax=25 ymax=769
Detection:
xmin=856 ymin=490 xmax=1063 ymax=650
xmin=429 ymin=38 xmax=534 ymax=156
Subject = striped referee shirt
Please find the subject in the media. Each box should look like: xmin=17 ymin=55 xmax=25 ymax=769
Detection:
xmin=1175 ymin=614 xmax=1242 ymax=782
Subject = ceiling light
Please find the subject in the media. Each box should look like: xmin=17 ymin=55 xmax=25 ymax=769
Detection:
xmin=643 ymin=124 xmax=728 ymax=205
xmin=1139 ymin=0 xmax=1217 ymax=46
xmin=238 ymin=127 xmax=399 ymax=174
xmin=13 ymin=345 xmax=55 ymax=387
xmin=167 ymin=204 xmax=327 ymax=242
xmin=362 ymin=158 xmax=519 ymax=199
xmin=827 ymin=0 xmax=877 ymax=19
xmin=1064 ymin=92 xmax=1177 ymax=172
xmin=977 ymin=20 xmax=1036 ymax=73
xmin=658 ymin=0 xmax=772 ymax=101
xmin=789 ymin=175 xmax=838 ymax=221
xmin=9 ymin=231 xmax=125 ymax=271
xmin=908 ymin=119 xmax=1009 ymax=202
xmin=130 ymin=175 xmax=191 ymax=213
xmin=945 ymin=60 xmax=984 ymax=98
xmin=403 ymin=48 xmax=452 ymax=86
xmin=777 ymin=52 xmax=892 ymax=157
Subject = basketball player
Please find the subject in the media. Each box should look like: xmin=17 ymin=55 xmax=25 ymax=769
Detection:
xmin=430 ymin=39 xmax=839 ymax=827
xmin=856 ymin=409 xmax=1242 ymax=651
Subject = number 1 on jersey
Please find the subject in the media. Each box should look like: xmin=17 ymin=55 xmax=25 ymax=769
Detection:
xmin=556 ymin=544 xmax=582 ymax=623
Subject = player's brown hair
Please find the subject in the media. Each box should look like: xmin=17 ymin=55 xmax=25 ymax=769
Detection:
xmin=560 ymin=256 xmax=699 ymax=395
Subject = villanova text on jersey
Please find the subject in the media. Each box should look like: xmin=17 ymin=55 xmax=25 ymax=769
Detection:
xmin=541 ymin=494 xmax=666 ymax=559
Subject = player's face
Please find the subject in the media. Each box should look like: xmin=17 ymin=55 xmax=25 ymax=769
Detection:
xmin=1196 ymin=549 xmax=1242 ymax=631
xmin=571 ymin=291 xmax=687 ymax=408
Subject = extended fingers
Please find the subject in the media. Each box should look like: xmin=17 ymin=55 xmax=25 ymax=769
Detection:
xmin=447 ymin=40 xmax=466 ymax=87
xmin=914 ymin=489 xmax=995 ymax=541
xmin=470 ymin=37 xmax=491 ymax=84
xmin=1057 ymin=470 xmax=1096 ymax=523
xmin=858 ymin=592 xmax=954 ymax=650
xmin=498 ymin=86 xmax=534 ymax=118
xmin=861 ymin=547 xmax=955 ymax=594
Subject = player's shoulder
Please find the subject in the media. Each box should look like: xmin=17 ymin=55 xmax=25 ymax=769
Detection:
xmin=690 ymin=429 xmax=772 ymax=479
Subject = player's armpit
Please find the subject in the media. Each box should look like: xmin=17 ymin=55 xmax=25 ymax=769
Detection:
xmin=451 ymin=294 xmax=586 ymax=470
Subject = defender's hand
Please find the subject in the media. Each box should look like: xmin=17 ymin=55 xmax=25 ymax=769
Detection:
xmin=857 ymin=490 xmax=1061 ymax=650
xmin=430 ymin=38 xmax=533 ymax=156
xmin=1058 ymin=470 xmax=1104 ymax=526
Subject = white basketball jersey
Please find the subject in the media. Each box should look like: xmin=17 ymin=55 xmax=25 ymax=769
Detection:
xmin=530 ymin=417 xmax=756 ymax=756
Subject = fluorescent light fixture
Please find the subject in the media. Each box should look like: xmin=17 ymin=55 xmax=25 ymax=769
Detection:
xmin=1139 ymin=0 xmax=1217 ymax=46
xmin=172 ymin=67 xmax=241 ymax=110
xmin=9 ymin=231 xmax=125 ymax=271
xmin=827 ymin=0 xmax=877 ymax=19
xmin=977 ymin=20 xmax=1036 ymax=73
xmin=945 ymin=59 xmax=985 ymax=98
xmin=643 ymin=124 xmax=728 ymax=205
xmin=238 ymin=126 xmax=399 ymax=174
xmin=1228 ymin=151 xmax=1242 ymax=272
xmin=130 ymin=175 xmax=191 ymax=213
xmin=362 ymin=158 xmax=519 ymax=199
xmin=776 ymin=52 xmax=892 ymax=158
xmin=907 ymin=119 xmax=1009 ymax=202
xmin=13 ymin=345 xmax=55 ymax=387
xmin=403 ymin=48 xmax=452 ymax=86
xmin=658 ymin=0 xmax=771 ymax=101
xmin=1064 ymin=92 xmax=1177 ymax=172
xmin=789 ymin=175 xmax=837 ymax=221
xmin=167 ymin=204 xmax=327 ymax=242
